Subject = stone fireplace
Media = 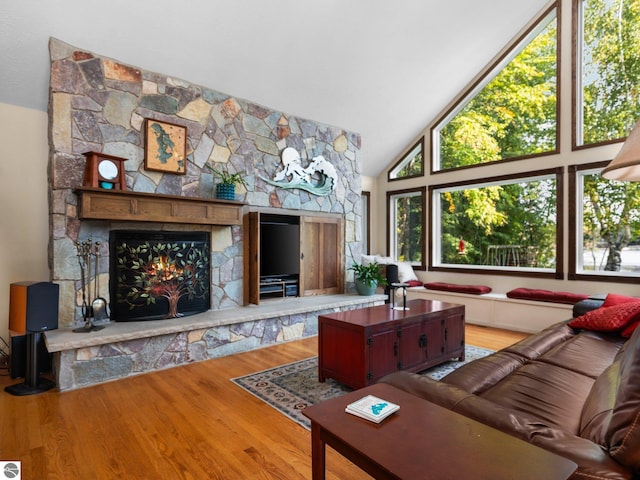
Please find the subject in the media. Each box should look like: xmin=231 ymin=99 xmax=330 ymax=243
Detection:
xmin=48 ymin=37 xmax=363 ymax=329
xmin=44 ymin=38 xmax=377 ymax=391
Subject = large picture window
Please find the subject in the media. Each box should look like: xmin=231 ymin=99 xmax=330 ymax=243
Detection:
xmin=575 ymin=0 xmax=640 ymax=147
xmin=431 ymin=169 xmax=562 ymax=277
xmin=387 ymin=187 xmax=426 ymax=268
xmin=432 ymin=6 xmax=558 ymax=172
xmin=570 ymin=162 xmax=640 ymax=282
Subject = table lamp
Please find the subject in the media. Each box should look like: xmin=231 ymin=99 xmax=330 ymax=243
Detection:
xmin=601 ymin=119 xmax=640 ymax=181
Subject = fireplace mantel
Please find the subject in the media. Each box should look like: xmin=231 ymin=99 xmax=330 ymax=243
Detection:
xmin=75 ymin=187 xmax=245 ymax=225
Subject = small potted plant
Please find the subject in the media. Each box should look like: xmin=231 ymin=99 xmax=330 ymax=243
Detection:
xmin=349 ymin=261 xmax=387 ymax=296
xmin=209 ymin=165 xmax=247 ymax=200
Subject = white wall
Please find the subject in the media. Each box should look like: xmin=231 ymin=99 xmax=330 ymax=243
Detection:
xmin=0 ymin=103 xmax=50 ymax=340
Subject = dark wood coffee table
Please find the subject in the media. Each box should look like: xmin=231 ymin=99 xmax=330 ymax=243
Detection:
xmin=302 ymin=383 xmax=577 ymax=480
xmin=319 ymin=299 xmax=465 ymax=389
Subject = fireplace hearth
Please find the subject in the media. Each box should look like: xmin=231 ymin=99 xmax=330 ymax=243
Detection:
xmin=109 ymin=230 xmax=211 ymax=321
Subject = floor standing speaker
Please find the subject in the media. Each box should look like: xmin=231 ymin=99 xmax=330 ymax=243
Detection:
xmin=5 ymin=281 xmax=59 ymax=396
xmin=9 ymin=333 xmax=51 ymax=379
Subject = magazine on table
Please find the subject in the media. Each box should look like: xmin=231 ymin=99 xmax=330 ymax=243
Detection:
xmin=345 ymin=395 xmax=400 ymax=423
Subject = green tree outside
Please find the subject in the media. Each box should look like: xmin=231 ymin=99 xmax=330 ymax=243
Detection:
xmin=582 ymin=0 xmax=640 ymax=144
xmin=439 ymin=15 xmax=557 ymax=170
xmin=581 ymin=0 xmax=640 ymax=271
xmin=429 ymin=1 xmax=640 ymax=271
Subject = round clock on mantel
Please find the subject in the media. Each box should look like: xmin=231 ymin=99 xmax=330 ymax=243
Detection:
xmin=82 ymin=151 xmax=127 ymax=190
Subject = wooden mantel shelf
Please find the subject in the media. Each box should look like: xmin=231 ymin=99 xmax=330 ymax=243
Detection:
xmin=75 ymin=187 xmax=246 ymax=226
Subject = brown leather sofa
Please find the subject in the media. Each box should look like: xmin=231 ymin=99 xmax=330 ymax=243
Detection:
xmin=379 ymin=310 xmax=640 ymax=479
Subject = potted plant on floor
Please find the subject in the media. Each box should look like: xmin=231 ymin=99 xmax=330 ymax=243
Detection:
xmin=209 ymin=165 xmax=247 ymax=200
xmin=349 ymin=261 xmax=387 ymax=296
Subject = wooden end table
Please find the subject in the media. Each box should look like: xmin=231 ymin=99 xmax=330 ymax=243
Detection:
xmin=302 ymin=383 xmax=577 ymax=480
xmin=318 ymin=299 xmax=465 ymax=389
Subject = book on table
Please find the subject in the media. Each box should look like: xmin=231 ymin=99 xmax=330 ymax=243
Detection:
xmin=345 ymin=395 xmax=400 ymax=423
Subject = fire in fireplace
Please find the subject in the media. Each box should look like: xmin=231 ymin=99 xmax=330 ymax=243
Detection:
xmin=109 ymin=230 xmax=211 ymax=321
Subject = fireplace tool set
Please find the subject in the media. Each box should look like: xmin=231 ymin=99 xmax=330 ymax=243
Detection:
xmin=73 ymin=238 xmax=108 ymax=333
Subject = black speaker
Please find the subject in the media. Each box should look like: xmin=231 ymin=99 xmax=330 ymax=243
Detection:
xmin=384 ymin=264 xmax=399 ymax=304
xmin=5 ymin=281 xmax=58 ymax=395
xmin=9 ymin=281 xmax=59 ymax=334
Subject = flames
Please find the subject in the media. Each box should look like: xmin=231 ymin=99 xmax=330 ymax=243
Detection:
xmin=146 ymin=255 xmax=183 ymax=283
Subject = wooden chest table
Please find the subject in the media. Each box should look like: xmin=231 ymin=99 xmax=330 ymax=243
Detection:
xmin=318 ymin=299 xmax=465 ymax=389
xmin=302 ymin=383 xmax=577 ymax=480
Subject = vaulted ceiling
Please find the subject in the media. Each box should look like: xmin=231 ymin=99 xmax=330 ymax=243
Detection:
xmin=0 ymin=0 xmax=549 ymax=177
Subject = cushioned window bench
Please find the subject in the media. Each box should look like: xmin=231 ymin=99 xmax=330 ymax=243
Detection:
xmin=407 ymin=286 xmax=585 ymax=333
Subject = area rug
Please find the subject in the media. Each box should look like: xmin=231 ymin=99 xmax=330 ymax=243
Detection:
xmin=231 ymin=345 xmax=494 ymax=429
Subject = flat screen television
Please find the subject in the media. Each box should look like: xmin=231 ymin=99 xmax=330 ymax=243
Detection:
xmin=260 ymin=222 xmax=300 ymax=277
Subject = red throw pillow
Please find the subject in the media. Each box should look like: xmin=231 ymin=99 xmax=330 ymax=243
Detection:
xmin=569 ymin=301 xmax=640 ymax=332
xmin=506 ymin=288 xmax=589 ymax=304
xmin=423 ymin=282 xmax=491 ymax=295
xmin=602 ymin=293 xmax=640 ymax=307
xmin=621 ymin=319 xmax=640 ymax=338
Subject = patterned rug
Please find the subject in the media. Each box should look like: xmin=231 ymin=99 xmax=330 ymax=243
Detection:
xmin=231 ymin=345 xmax=494 ymax=429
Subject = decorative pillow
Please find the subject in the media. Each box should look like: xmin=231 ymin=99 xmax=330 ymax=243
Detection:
xmin=361 ymin=254 xmax=376 ymax=266
xmin=621 ymin=319 xmax=640 ymax=338
xmin=568 ymin=301 xmax=640 ymax=332
xmin=396 ymin=261 xmax=419 ymax=283
xmin=602 ymin=293 xmax=640 ymax=307
xmin=506 ymin=288 xmax=589 ymax=305
xmin=374 ymin=255 xmax=395 ymax=265
xmin=424 ymin=282 xmax=492 ymax=295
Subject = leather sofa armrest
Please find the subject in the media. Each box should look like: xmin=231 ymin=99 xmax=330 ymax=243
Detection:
xmin=450 ymin=395 xmax=633 ymax=478
xmin=572 ymin=295 xmax=606 ymax=317
xmin=379 ymin=370 xmax=474 ymax=410
xmin=530 ymin=430 xmax=633 ymax=479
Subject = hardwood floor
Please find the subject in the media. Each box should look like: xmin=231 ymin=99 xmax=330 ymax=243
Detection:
xmin=0 ymin=324 xmax=527 ymax=479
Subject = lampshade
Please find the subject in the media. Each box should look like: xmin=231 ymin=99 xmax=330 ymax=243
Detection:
xmin=601 ymin=119 xmax=640 ymax=181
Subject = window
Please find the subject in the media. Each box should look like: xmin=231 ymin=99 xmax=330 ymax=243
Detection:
xmin=388 ymin=138 xmax=424 ymax=181
xmin=576 ymin=0 xmax=640 ymax=147
xmin=569 ymin=162 xmax=640 ymax=282
xmin=430 ymin=169 xmax=562 ymax=277
xmin=387 ymin=187 xmax=426 ymax=268
xmin=432 ymin=6 xmax=558 ymax=172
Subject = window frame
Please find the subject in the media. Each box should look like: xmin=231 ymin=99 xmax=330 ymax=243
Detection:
xmin=388 ymin=138 xmax=424 ymax=182
xmin=430 ymin=2 xmax=560 ymax=174
xmin=429 ymin=167 xmax=564 ymax=278
xmin=361 ymin=190 xmax=371 ymax=255
xmin=568 ymin=161 xmax=640 ymax=283
xmin=572 ymin=0 xmax=638 ymax=151
xmin=386 ymin=186 xmax=427 ymax=270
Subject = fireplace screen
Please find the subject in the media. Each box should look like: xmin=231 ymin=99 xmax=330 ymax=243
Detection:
xmin=109 ymin=230 xmax=210 ymax=321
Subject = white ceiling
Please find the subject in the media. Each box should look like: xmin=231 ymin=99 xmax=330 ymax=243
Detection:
xmin=0 ymin=0 xmax=549 ymax=177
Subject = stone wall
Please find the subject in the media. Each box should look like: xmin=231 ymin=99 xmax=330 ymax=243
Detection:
xmin=52 ymin=297 xmax=385 ymax=391
xmin=48 ymin=38 xmax=362 ymax=328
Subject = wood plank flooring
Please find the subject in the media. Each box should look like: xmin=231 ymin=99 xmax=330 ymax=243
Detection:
xmin=0 ymin=324 xmax=527 ymax=479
